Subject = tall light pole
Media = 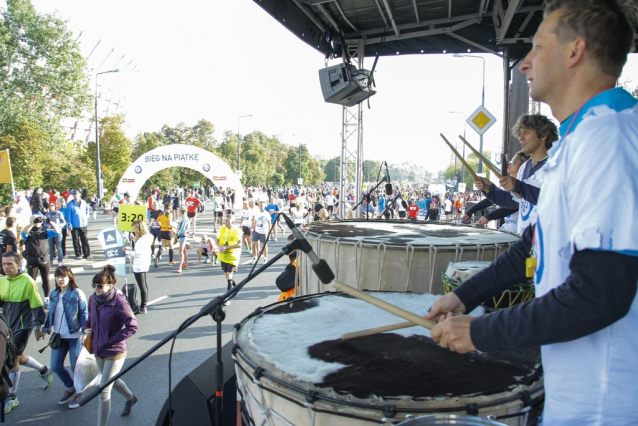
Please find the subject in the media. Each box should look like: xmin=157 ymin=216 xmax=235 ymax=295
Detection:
xmin=95 ymin=69 xmax=119 ymax=200
xmin=237 ymin=115 xmax=253 ymax=176
xmin=449 ymin=111 xmax=467 ymax=186
xmin=454 ymin=54 xmax=486 ymax=172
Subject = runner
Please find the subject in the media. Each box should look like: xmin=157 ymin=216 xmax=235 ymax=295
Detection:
xmin=250 ymin=201 xmax=271 ymax=265
xmin=109 ymin=187 xmax=121 ymax=226
xmin=185 ymin=191 xmax=202 ymax=237
xmin=240 ymin=199 xmax=256 ymax=253
xmin=216 ymin=214 xmax=241 ymax=306
xmin=153 ymin=202 xmax=175 ymax=268
xmin=264 ymin=197 xmax=280 ymax=241
xmin=213 ymin=191 xmax=224 ymax=232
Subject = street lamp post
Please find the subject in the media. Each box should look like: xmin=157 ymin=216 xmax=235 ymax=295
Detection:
xmin=237 ymin=115 xmax=253 ymax=175
xmin=95 ymin=69 xmax=119 ymax=200
xmin=449 ymin=111 xmax=467 ymax=186
xmin=299 ymin=143 xmax=302 ymax=184
xmin=453 ymin=54 xmax=486 ymax=172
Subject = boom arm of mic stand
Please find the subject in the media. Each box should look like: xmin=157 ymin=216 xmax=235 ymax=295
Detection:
xmin=77 ymin=248 xmax=288 ymax=407
xmin=351 ymin=177 xmax=385 ymax=220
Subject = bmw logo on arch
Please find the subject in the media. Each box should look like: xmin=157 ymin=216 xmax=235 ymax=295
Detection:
xmin=134 ymin=165 xmax=142 ymax=174
xmin=202 ymin=163 xmax=210 ymax=172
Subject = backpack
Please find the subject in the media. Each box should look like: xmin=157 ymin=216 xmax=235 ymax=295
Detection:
xmin=0 ymin=313 xmax=18 ymax=402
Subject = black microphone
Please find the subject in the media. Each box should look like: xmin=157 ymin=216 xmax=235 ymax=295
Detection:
xmin=280 ymin=213 xmax=335 ymax=284
xmin=384 ymin=162 xmax=393 ymax=196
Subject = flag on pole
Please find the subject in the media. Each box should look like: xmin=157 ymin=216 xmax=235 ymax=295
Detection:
xmin=0 ymin=150 xmax=14 ymax=184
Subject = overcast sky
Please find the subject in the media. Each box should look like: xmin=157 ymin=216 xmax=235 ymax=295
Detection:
xmin=14 ymin=0 xmax=638 ymax=173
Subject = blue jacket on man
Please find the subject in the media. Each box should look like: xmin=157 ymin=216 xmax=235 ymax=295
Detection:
xmin=66 ymin=198 xmax=89 ymax=228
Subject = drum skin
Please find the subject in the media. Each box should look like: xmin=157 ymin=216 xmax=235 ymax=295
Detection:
xmin=233 ymin=293 xmax=544 ymax=426
xmin=298 ymin=221 xmax=519 ymax=295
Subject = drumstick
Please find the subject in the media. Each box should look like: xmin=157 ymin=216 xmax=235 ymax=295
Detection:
xmin=440 ymin=134 xmax=478 ymax=180
xmin=331 ymin=280 xmax=437 ymax=330
xmin=341 ymin=311 xmax=464 ymax=340
xmin=458 ymin=135 xmax=501 ymax=179
xmin=457 ymin=135 xmax=522 ymax=199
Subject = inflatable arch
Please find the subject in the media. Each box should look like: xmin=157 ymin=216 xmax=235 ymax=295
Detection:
xmin=116 ymin=144 xmax=244 ymax=206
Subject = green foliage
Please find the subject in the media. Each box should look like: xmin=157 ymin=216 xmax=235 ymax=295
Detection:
xmin=0 ymin=0 xmax=91 ymax=145
xmin=363 ymin=159 xmax=381 ymax=182
xmin=0 ymin=122 xmax=47 ymax=189
xmin=272 ymin=173 xmax=284 ymax=187
xmin=443 ymin=151 xmax=492 ymax=186
xmin=323 ymin=157 xmax=340 ymax=182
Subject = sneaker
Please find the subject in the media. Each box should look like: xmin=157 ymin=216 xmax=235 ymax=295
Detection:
xmin=182 ymin=265 xmax=189 ymax=270
xmin=176 ymin=268 xmax=182 ymax=273
xmin=250 ymin=257 xmax=257 ymax=265
xmin=59 ymin=389 xmax=76 ymax=405
xmin=168 ymin=261 xmax=175 ymax=266
xmin=63 ymin=255 xmax=68 ymax=259
xmin=76 ymin=256 xmax=82 ymax=260
xmin=204 ymin=256 xmax=211 ymax=264
xmin=121 ymin=394 xmax=138 ymax=416
xmin=139 ymin=307 xmax=148 ymax=314
xmin=213 ymin=256 xmax=218 ymax=265
xmin=84 ymin=255 xmax=93 ymax=260
xmin=243 ymin=249 xmax=250 ymax=253
xmin=4 ymin=395 xmax=18 ymax=413
xmin=185 ymin=244 xmax=192 ymax=250
xmin=274 ymin=237 xmax=278 ymax=242
xmin=69 ymin=393 xmax=83 ymax=409
xmin=154 ymin=257 xmax=159 ymax=268
xmin=263 ymin=258 xmax=267 ymax=264
xmin=40 ymin=366 xmax=53 ymax=389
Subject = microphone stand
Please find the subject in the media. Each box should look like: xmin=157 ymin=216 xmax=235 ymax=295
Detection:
xmin=78 ymin=241 xmax=299 ymax=424
xmin=351 ymin=177 xmax=386 ymax=221
xmin=379 ymin=191 xmax=401 ymax=220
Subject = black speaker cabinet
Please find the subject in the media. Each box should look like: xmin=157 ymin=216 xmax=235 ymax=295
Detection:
xmin=156 ymin=341 xmax=238 ymax=426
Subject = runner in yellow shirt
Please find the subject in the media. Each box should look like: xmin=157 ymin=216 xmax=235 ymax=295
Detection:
xmin=154 ymin=202 xmax=175 ymax=268
xmin=215 ymin=214 xmax=241 ymax=305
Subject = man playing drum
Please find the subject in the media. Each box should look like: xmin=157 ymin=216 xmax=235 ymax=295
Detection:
xmin=428 ymin=0 xmax=638 ymax=424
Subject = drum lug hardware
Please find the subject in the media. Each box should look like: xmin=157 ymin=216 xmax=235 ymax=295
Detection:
xmin=465 ymin=402 xmax=479 ymax=416
xmin=519 ymin=389 xmax=533 ymax=407
xmin=232 ymin=344 xmax=240 ymax=355
xmin=382 ymin=404 xmax=396 ymax=419
xmin=305 ymin=390 xmax=318 ymax=404
xmin=254 ymin=367 xmax=265 ymax=381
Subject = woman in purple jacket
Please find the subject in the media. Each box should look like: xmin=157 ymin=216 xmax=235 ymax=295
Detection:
xmin=83 ymin=265 xmax=138 ymax=425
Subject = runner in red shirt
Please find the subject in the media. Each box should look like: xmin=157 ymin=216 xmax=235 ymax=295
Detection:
xmin=407 ymin=198 xmax=419 ymax=222
xmin=186 ymin=192 xmax=202 ymax=237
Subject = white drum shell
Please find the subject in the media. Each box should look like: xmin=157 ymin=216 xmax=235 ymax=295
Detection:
xmin=298 ymin=222 xmax=518 ymax=295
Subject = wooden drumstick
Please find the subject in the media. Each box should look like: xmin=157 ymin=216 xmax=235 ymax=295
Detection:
xmin=341 ymin=311 xmax=464 ymax=340
xmin=440 ymin=134 xmax=478 ymax=180
xmin=458 ymin=135 xmax=501 ymax=179
xmin=331 ymin=280 xmax=437 ymax=331
xmin=457 ymin=135 xmax=522 ymax=199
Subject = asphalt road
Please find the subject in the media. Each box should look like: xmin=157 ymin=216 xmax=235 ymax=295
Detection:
xmin=7 ymin=204 xmax=288 ymax=425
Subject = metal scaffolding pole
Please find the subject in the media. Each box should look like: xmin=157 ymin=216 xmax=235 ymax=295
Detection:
xmin=339 ymin=40 xmax=365 ymax=219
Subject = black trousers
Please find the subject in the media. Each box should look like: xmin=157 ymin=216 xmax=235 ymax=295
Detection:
xmin=71 ymin=227 xmax=91 ymax=257
xmin=133 ymin=272 xmax=148 ymax=308
xmin=27 ymin=262 xmax=51 ymax=297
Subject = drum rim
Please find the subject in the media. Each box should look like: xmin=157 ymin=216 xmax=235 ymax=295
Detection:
xmin=233 ymin=292 xmax=544 ymax=419
xmin=302 ymin=220 xmax=519 ymax=248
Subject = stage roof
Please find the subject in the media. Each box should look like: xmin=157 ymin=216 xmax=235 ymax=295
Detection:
xmin=253 ymin=0 xmax=546 ymax=60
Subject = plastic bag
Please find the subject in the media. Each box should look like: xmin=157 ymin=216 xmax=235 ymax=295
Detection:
xmin=73 ymin=346 xmax=101 ymax=393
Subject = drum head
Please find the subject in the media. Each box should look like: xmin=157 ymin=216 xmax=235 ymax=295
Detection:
xmin=397 ymin=414 xmax=508 ymax=425
xmin=237 ymin=293 xmax=541 ymax=400
xmin=304 ymin=221 xmax=518 ymax=247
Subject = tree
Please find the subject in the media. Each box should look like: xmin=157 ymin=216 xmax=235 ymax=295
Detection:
xmin=442 ymin=151 xmax=492 ymax=186
xmin=0 ymin=0 xmax=92 ymax=145
xmin=85 ymin=115 xmax=133 ymax=193
xmin=323 ymin=157 xmax=341 ymax=182
xmin=363 ymin=159 xmax=381 ymax=182
xmin=0 ymin=122 xmax=47 ymax=190
xmin=272 ymin=173 xmax=284 ymax=187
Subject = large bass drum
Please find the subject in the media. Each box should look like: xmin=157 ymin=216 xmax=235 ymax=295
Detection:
xmin=234 ymin=292 xmax=544 ymax=426
xmin=299 ymin=221 xmax=519 ymax=295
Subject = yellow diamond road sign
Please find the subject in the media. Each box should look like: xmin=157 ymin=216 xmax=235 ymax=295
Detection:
xmin=467 ymin=105 xmax=496 ymax=136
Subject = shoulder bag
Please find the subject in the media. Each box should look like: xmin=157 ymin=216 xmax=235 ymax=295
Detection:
xmin=82 ymin=298 xmax=94 ymax=354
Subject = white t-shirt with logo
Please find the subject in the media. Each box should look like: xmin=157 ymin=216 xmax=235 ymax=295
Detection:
xmin=241 ymin=207 xmax=257 ymax=227
xmin=111 ymin=194 xmax=121 ymax=209
xmin=292 ymin=208 xmax=307 ymax=225
xmin=253 ymin=211 xmax=271 ymax=234
xmin=214 ymin=196 xmax=224 ymax=212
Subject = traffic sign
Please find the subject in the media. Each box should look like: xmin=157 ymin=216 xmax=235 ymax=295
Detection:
xmin=118 ymin=204 xmax=147 ymax=232
xmin=193 ymin=181 xmax=200 ymax=188
xmin=467 ymin=106 xmax=496 ymax=136
xmin=298 ymin=178 xmax=303 ymax=185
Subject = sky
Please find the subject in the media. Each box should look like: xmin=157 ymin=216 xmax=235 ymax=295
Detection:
xmin=10 ymin=0 xmax=638 ymax=173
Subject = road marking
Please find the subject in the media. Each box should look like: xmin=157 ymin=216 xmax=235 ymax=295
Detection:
xmin=147 ymin=295 xmax=168 ymax=306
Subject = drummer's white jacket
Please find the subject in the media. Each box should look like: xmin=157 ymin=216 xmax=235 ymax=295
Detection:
xmin=533 ymin=88 xmax=638 ymax=425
